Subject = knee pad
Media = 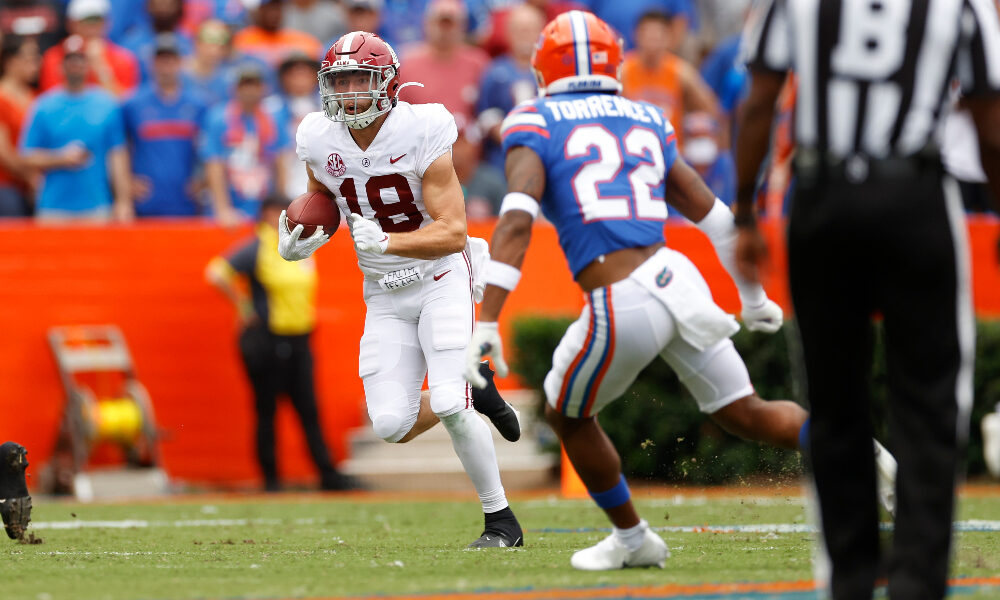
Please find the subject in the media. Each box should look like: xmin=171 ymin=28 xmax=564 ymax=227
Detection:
xmin=428 ymin=382 xmax=465 ymax=418
xmin=365 ymin=379 xmax=419 ymax=443
xmin=372 ymin=413 xmax=407 ymax=443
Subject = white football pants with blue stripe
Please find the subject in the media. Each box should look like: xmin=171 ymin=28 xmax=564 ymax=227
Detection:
xmin=544 ymin=247 xmax=753 ymax=418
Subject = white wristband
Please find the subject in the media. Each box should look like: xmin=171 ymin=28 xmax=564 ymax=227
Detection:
xmin=695 ymin=197 xmax=767 ymax=305
xmin=499 ymin=192 xmax=540 ymax=219
xmin=694 ymin=197 xmax=733 ymax=238
xmin=485 ymin=259 xmax=522 ymax=291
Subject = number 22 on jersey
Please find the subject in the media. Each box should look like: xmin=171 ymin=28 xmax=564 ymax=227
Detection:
xmin=565 ymin=124 xmax=668 ymax=222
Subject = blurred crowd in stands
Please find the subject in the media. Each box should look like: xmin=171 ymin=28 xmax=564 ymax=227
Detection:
xmin=0 ymin=0 xmax=992 ymax=223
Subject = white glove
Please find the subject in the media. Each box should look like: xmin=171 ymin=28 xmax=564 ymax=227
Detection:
xmin=278 ymin=210 xmax=329 ymax=261
xmin=741 ymin=298 xmax=783 ymax=333
xmin=348 ymin=213 xmax=389 ymax=254
xmin=464 ymin=321 xmax=509 ymax=389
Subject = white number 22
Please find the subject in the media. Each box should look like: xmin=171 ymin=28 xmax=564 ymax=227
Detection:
xmin=565 ymin=125 xmax=668 ymax=222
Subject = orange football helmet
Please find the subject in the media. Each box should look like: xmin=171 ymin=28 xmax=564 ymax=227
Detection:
xmin=531 ymin=11 xmax=623 ymax=97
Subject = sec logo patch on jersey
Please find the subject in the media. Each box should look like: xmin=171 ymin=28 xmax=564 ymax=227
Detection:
xmin=326 ymin=153 xmax=346 ymax=177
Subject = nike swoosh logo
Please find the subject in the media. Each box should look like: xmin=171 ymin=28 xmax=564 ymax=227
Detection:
xmin=390 ymin=154 xmax=406 ymax=164
xmin=433 ymin=270 xmax=451 ymax=281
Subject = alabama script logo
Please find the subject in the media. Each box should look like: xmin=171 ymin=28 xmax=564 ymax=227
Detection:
xmin=326 ymin=153 xmax=346 ymax=177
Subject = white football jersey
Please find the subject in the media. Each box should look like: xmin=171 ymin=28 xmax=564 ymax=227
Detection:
xmin=296 ymin=101 xmax=458 ymax=276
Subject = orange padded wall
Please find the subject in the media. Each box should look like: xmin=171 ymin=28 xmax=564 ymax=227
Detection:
xmin=0 ymin=217 xmax=996 ymax=486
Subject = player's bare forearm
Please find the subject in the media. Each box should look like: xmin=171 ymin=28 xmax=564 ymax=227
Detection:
xmin=305 ymin=164 xmax=330 ymax=195
xmin=388 ymin=152 xmax=467 ymax=259
xmin=665 ymin=159 xmax=717 ymax=221
xmin=968 ymin=95 xmax=1000 ymax=210
xmin=479 ymin=211 xmax=534 ymax=321
xmin=478 ymin=146 xmax=546 ymax=322
xmin=735 ymin=69 xmax=786 ymax=225
xmin=386 ymin=214 xmax=466 ymax=259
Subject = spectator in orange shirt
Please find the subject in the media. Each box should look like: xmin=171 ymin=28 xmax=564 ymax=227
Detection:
xmin=0 ymin=35 xmax=40 ymax=216
xmin=38 ymin=0 xmax=140 ymax=97
xmin=400 ymin=0 xmax=490 ymax=134
xmin=620 ymin=9 xmax=721 ymax=150
xmin=233 ymin=0 xmax=323 ymax=69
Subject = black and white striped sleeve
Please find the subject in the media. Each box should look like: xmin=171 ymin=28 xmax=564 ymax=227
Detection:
xmin=957 ymin=0 xmax=1000 ymax=96
xmin=739 ymin=0 xmax=792 ymax=73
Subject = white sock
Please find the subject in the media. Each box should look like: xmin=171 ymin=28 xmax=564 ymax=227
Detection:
xmin=614 ymin=519 xmax=648 ymax=552
xmin=439 ymin=409 xmax=509 ymax=513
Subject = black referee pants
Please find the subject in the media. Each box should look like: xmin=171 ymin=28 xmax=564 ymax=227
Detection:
xmin=787 ymin=166 xmax=973 ymax=600
xmin=241 ymin=328 xmax=340 ymax=488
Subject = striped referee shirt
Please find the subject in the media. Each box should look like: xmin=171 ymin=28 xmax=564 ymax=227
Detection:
xmin=741 ymin=0 xmax=1000 ymax=159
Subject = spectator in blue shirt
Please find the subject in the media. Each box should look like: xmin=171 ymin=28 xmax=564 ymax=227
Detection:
xmin=201 ymin=63 xmax=288 ymax=224
xmin=123 ymin=33 xmax=208 ymax=217
xmin=699 ymin=33 xmax=746 ymax=117
xmin=265 ymin=52 xmax=320 ymax=200
xmin=20 ymin=34 xmax=132 ymax=221
xmin=183 ymin=19 xmax=276 ymax=107
xmin=585 ymin=0 xmax=697 ymax=50
xmin=105 ymin=0 xmax=149 ymax=45
xmin=120 ymin=0 xmax=194 ymax=84
xmin=476 ymin=3 xmax=544 ymax=172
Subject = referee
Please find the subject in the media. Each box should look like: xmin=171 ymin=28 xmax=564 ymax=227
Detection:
xmin=734 ymin=1 xmax=1000 ymax=598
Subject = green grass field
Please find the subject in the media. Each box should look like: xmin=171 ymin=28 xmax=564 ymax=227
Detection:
xmin=2 ymin=487 xmax=999 ymax=600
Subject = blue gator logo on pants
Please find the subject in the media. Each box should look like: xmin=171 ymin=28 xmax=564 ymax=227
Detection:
xmin=656 ymin=267 xmax=673 ymax=288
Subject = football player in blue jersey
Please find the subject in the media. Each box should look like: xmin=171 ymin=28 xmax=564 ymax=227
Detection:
xmin=464 ymin=11 xmax=896 ymax=571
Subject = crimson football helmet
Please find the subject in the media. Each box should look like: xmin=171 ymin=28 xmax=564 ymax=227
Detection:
xmin=531 ymin=11 xmax=623 ymax=96
xmin=319 ymin=31 xmax=402 ymax=129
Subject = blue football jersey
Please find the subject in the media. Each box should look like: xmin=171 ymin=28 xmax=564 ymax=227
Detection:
xmin=500 ymin=92 xmax=679 ymax=277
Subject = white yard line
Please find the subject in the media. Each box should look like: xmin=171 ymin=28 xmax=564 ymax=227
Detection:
xmin=30 ymin=517 xmax=319 ymax=530
xmin=26 ymin=518 xmax=1000 ymax=533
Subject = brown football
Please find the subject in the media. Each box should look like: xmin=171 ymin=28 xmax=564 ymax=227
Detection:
xmin=286 ymin=190 xmax=340 ymax=238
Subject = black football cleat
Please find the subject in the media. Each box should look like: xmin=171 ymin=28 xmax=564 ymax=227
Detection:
xmin=320 ymin=471 xmax=366 ymax=492
xmin=467 ymin=506 xmax=524 ymax=548
xmin=470 ymin=362 xmax=521 ymax=442
xmin=0 ymin=442 xmax=32 ymax=541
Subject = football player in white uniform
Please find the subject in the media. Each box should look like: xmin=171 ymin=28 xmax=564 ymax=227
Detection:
xmin=276 ymin=31 xmax=523 ymax=548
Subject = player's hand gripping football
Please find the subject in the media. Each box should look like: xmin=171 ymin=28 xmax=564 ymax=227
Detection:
xmin=464 ymin=322 xmax=509 ymax=389
xmin=741 ymin=298 xmax=783 ymax=333
xmin=348 ymin=213 xmax=390 ymax=254
xmin=278 ymin=210 xmax=329 ymax=261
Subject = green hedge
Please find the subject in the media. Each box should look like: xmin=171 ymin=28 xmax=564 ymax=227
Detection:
xmin=511 ymin=316 xmax=1000 ymax=484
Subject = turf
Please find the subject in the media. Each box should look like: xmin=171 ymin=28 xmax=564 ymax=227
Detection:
xmin=1 ymin=489 xmax=998 ymax=600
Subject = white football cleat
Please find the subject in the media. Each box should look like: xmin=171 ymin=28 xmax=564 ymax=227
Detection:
xmin=874 ymin=439 xmax=897 ymax=517
xmin=570 ymin=527 xmax=669 ymax=571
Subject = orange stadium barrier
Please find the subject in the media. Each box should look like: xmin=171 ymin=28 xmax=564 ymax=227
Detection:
xmin=1 ymin=217 xmax=998 ymax=486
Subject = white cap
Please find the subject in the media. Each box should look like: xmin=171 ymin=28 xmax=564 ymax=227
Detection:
xmin=67 ymin=0 xmax=111 ymax=21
